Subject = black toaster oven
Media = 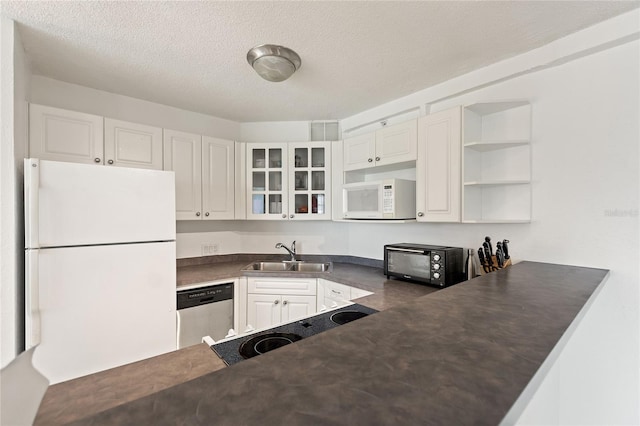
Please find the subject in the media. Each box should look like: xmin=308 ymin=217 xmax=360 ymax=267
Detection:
xmin=384 ymin=243 xmax=464 ymax=287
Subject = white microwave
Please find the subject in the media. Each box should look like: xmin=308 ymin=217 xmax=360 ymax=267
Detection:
xmin=342 ymin=179 xmax=416 ymax=219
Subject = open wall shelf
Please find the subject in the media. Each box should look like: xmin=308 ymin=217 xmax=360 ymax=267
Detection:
xmin=462 ymin=101 xmax=532 ymax=223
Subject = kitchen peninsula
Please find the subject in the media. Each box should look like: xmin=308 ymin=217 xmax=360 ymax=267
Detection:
xmin=35 ymin=260 xmax=607 ymax=425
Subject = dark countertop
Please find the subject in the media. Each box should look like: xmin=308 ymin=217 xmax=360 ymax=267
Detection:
xmin=36 ymin=256 xmax=433 ymax=425
xmin=35 ymin=343 xmax=226 ymax=425
xmin=176 ymin=255 xmax=439 ymax=311
xmin=68 ymin=261 xmax=608 ymax=425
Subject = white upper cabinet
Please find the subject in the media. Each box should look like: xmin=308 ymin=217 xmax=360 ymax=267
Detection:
xmin=104 ymin=119 xmax=163 ymax=170
xmin=375 ymin=119 xmax=418 ymax=167
xmin=29 ymin=104 xmax=104 ymax=165
xmin=288 ymin=142 xmax=331 ymax=221
xmin=202 ymin=137 xmax=235 ymax=220
xmin=343 ymin=132 xmax=376 ymax=171
xmin=246 ymin=143 xmax=288 ymax=220
xmin=163 ymin=130 xmax=202 ymax=220
xmin=246 ymin=142 xmax=331 ymax=221
xmin=164 ymin=131 xmax=236 ymax=221
xmin=416 ymin=107 xmax=462 ymax=222
xmin=29 ymin=104 xmax=163 ymax=170
xmin=343 ymin=119 xmax=417 ymax=171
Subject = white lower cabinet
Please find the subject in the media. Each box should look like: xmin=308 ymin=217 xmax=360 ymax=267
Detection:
xmin=245 ymin=277 xmax=317 ymax=330
xmin=247 ymin=294 xmax=316 ymax=330
xmin=317 ymin=279 xmax=373 ymax=312
xmin=318 ymin=280 xmax=351 ymax=310
xmin=242 ymin=277 xmax=373 ymax=331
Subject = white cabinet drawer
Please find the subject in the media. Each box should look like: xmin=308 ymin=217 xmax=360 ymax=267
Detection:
xmin=324 ymin=282 xmax=351 ymax=302
xmin=350 ymin=287 xmax=373 ymax=300
xmin=247 ymin=277 xmax=316 ymax=296
xmin=317 ymin=279 xmax=374 ymax=311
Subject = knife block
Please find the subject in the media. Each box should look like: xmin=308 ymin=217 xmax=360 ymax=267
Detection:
xmin=492 ymin=256 xmax=512 ymax=270
xmin=480 ymin=256 xmax=512 ymax=274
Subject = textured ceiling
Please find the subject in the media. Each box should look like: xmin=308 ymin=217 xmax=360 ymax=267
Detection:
xmin=2 ymin=1 xmax=638 ymax=122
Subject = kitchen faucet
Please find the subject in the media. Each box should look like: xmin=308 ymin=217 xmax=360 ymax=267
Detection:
xmin=275 ymin=241 xmax=296 ymax=261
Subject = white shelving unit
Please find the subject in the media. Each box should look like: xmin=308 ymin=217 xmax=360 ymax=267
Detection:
xmin=462 ymin=101 xmax=532 ymax=223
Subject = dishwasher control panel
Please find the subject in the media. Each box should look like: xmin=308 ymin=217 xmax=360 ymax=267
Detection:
xmin=177 ymin=283 xmax=234 ymax=310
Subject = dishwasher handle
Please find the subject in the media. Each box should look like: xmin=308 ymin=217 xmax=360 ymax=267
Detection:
xmin=177 ymin=283 xmax=234 ymax=310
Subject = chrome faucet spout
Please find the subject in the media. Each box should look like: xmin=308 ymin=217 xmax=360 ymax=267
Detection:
xmin=275 ymin=240 xmax=297 ymax=261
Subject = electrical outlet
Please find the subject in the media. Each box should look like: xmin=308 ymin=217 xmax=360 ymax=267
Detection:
xmin=201 ymin=243 xmax=219 ymax=256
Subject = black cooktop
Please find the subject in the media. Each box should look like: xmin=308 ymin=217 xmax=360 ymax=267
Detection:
xmin=211 ymin=303 xmax=378 ymax=365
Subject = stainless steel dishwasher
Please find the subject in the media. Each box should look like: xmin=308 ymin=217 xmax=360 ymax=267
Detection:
xmin=176 ymin=282 xmax=234 ymax=349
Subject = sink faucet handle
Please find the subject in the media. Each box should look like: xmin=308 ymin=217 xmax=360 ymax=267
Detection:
xmin=291 ymin=240 xmax=296 ymax=254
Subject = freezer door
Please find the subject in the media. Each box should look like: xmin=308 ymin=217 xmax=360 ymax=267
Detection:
xmin=25 ymin=158 xmax=175 ymax=248
xmin=26 ymin=242 xmax=176 ymax=384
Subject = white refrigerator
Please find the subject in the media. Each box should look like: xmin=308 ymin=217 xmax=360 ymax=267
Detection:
xmin=24 ymin=158 xmax=177 ymax=384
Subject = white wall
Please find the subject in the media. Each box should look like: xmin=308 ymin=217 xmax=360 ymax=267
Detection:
xmin=30 ymin=76 xmax=240 ymax=140
xmin=175 ymin=220 xmax=350 ymax=259
xmin=339 ymin=12 xmax=639 ymax=425
xmin=0 ymin=17 xmax=31 ymax=367
xmin=240 ymin=121 xmax=310 ymax=142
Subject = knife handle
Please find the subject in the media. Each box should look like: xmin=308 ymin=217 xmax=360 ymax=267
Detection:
xmin=478 ymin=248 xmax=491 ymax=273
xmin=496 ymin=247 xmax=504 ymax=268
xmin=502 ymin=239 xmax=510 ymax=259
xmin=484 ymin=236 xmax=493 ymax=256
xmin=482 ymin=243 xmax=493 ymax=267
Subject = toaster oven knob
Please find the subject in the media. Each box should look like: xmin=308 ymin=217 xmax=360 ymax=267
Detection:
xmin=433 ymin=272 xmax=441 ymax=279
xmin=433 ymin=254 xmax=441 ymax=261
xmin=433 ymin=263 xmax=441 ymax=270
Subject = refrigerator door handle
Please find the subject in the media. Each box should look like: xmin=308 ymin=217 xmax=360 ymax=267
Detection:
xmin=24 ymin=158 xmax=40 ymax=249
xmin=175 ymin=310 xmax=182 ymax=349
xmin=25 ymin=250 xmax=42 ymax=348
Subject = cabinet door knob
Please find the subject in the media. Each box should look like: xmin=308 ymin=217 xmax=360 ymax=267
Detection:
xmin=367 ymin=158 xmax=373 ymax=163
xmin=274 ymin=300 xmax=279 ymax=305
xmin=282 ymin=300 xmax=288 ymax=306
xmin=107 ymin=159 xmax=114 ymax=165
xmin=417 ymin=212 xmax=424 ymax=217
xmin=290 ymin=214 xmax=294 ymax=219
xmin=282 ymin=214 xmax=287 ymax=219
xmin=94 ymin=158 xmax=101 ymax=163
xmin=375 ymin=156 xmax=380 ymax=161
xmin=196 ymin=212 xmax=201 ymax=217
xmin=205 ymin=212 xmax=210 ymax=217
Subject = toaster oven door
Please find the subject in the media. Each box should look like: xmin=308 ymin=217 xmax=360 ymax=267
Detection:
xmin=386 ymin=250 xmax=431 ymax=281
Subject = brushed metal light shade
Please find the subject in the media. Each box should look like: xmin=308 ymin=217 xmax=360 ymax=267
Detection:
xmin=247 ymin=44 xmax=301 ymax=82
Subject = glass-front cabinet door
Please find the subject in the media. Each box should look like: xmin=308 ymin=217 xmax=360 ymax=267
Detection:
xmin=288 ymin=142 xmax=331 ymax=220
xmin=246 ymin=142 xmax=331 ymax=221
xmin=247 ymin=143 xmax=288 ymax=220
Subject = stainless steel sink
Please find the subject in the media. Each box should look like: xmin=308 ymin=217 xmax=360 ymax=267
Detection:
xmin=244 ymin=262 xmax=292 ymax=271
xmin=290 ymin=262 xmax=332 ymax=272
xmin=242 ymin=261 xmax=332 ymax=273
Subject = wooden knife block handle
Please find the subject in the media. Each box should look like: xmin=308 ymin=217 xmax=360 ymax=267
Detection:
xmin=491 ymin=256 xmax=512 ymax=270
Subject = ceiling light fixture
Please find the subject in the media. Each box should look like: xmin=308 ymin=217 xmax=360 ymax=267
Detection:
xmin=247 ymin=44 xmax=301 ymax=83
